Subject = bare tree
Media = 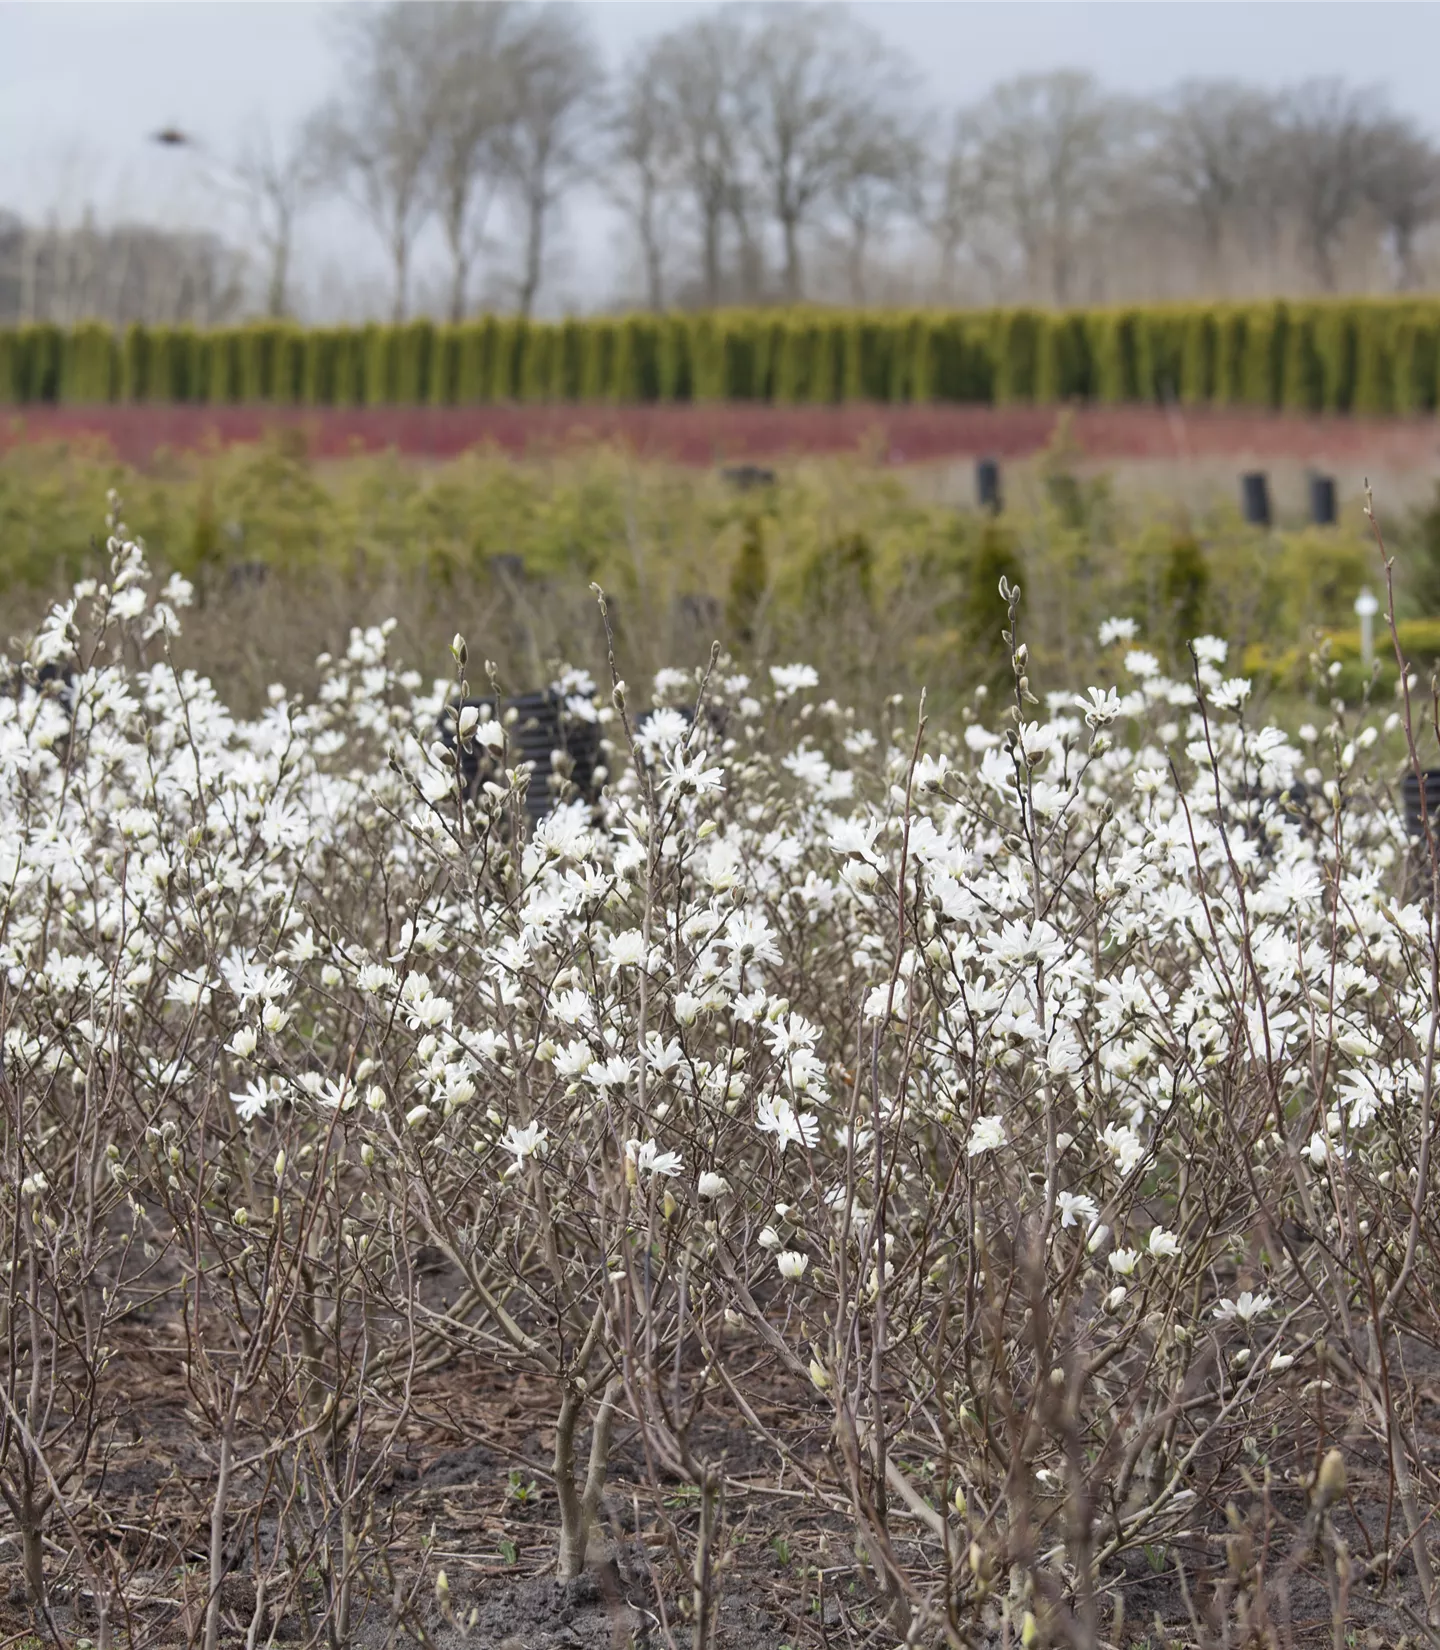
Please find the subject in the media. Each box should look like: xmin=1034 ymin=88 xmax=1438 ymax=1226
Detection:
xmin=427 ymin=2 xmax=522 ymax=322
xmin=927 ymin=112 xmax=993 ymax=300
xmin=1365 ymin=114 xmax=1440 ymax=289
xmin=959 ymin=71 xmax=1131 ymax=306
xmin=313 ymin=4 xmax=440 ymax=322
xmin=643 ymin=12 xmax=751 ymax=307
xmin=1151 ymin=81 xmax=1281 ymax=266
xmin=499 ymin=5 xmax=601 ymax=319
xmin=223 ymin=120 xmax=323 ymax=318
xmin=0 ymin=212 xmax=246 ymax=327
xmin=745 ymin=4 xmax=914 ymax=302
xmin=608 ymin=43 xmax=677 ymax=312
xmin=830 ymin=114 xmax=922 ymax=304
xmin=1279 ymin=79 xmax=1388 ymax=291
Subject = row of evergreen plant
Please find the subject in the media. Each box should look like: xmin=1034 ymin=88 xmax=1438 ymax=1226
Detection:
xmin=6 ymin=301 xmax=1440 ymax=412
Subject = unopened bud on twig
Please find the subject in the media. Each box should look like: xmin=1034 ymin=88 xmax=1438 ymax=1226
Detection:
xmin=1317 ymin=1448 xmax=1347 ymax=1508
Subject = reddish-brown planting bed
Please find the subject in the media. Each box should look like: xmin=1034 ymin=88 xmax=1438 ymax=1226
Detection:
xmin=4 ymin=400 xmax=1440 ymax=468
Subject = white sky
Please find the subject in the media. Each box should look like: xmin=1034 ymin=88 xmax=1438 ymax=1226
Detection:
xmin=5 ymin=1 xmax=1440 ymax=314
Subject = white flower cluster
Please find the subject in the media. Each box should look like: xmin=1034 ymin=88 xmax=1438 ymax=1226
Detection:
xmin=4 ymin=530 xmax=1432 ymax=1627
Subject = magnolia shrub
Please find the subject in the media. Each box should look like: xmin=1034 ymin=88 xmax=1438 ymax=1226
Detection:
xmin=2 ymin=502 xmax=1437 ymax=1646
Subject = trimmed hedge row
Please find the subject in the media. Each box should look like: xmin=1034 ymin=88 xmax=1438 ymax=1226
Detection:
xmin=6 ymin=301 xmax=1440 ymax=411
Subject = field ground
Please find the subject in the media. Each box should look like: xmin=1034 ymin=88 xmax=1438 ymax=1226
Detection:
xmin=0 ymin=1264 xmax=1431 ymax=1649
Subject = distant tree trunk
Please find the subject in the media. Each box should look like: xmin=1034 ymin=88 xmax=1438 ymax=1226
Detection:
xmin=847 ymin=220 xmax=869 ymax=305
xmin=390 ymin=230 xmax=410 ymax=323
xmin=781 ymin=211 xmax=802 ymax=301
xmin=518 ymin=197 xmax=545 ymax=319
xmin=702 ymin=203 xmax=723 ymax=306
xmin=447 ymin=258 xmax=468 ymax=322
xmin=267 ymin=208 xmax=293 ymax=318
xmin=1392 ymin=218 xmax=1417 ymax=290
xmin=638 ymin=180 xmax=664 ymax=311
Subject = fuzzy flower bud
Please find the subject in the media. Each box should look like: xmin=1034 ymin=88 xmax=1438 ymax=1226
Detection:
xmin=1317 ymin=1448 xmax=1347 ymax=1507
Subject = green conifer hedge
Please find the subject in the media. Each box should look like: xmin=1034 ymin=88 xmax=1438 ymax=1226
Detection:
xmin=3 ymin=301 xmax=1439 ymax=411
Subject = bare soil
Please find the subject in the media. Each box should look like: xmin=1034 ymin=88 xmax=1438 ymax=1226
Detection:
xmin=3 ymin=1304 xmax=1438 ymax=1649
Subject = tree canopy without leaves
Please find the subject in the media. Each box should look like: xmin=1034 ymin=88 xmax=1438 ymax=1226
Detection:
xmin=744 ymin=4 xmax=915 ymax=302
xmin=223 ymin=120 xmax=324 ymax=319
xmin=607 ymin=43 xmax=678 ymax=313
xmin=312 ymin=5 xmax=441 ymax=322
xmin=426 ymin=2 xmax=525 ymax=323
xmin=1365 ymin=113 xmax=1440 ymax=288
xmin=639 ymin=12 xmax=753 ymax=307
xmin=498 ymin=6 xmax=603 ymax=318
xmin=958 ymin=72 xmax=1135 ymax=307
xmin=29 ymin=2 xmax=1440 ymax=319
xmin=1280 ymin=79 xmax=1391 ymax=291
xmin=1151 ymin=81 xmax=1281 ymax=261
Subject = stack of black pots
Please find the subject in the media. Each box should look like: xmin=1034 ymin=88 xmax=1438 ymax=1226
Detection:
xmin=1403 ymin=770 xmax=1440 ymax=840
xmin=437 ymin=689 xmax=602 ymax=833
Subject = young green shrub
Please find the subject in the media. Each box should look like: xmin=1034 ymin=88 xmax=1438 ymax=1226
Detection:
xmin=960 ymin=516 xmax=1025 ymax=687
xmin=1159 ymin=531 xmax=1212 ymax=658
xmin=726 ymin=511 xmax=769 ymax=644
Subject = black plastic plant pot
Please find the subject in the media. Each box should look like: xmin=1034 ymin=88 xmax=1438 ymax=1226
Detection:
xmin=976 ymin=457 xmax=1002 ymax=514
xmin=1309 ymin=472 xmax=1337 ymax=527
xmin=437 ymin=690 xmax=601 ymax=829
xmin=1403 ymin=770 xmax=1440 ymax=838
xmin=1241 ymin=471 xmax=1271 ymax=528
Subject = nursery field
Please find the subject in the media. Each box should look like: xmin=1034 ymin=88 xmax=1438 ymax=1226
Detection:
xmin=6 ymin=441 xmax=1440 ymax=1650
xmin=3 ymin=433 xmax=1440 ymax=712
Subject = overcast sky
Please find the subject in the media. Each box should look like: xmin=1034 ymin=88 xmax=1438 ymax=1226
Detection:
xmin=5 ymin=2 xmax=1440 ymax=314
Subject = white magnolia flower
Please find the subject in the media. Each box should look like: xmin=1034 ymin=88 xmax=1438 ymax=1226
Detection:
xmin=776 ymin=1250 xmax=810 ymax=1281
xmin=500 ymin=1122 xmax=548 ymax=1169
xmin=661 ymin=748 xmax=725 ymax=797
xmin=626 ymin=1137 xmax=683 ymax=1178
xmin=226 ymin=1026 xmax=258 ymax=1059
xmin=1098 ymin=616 xmax=1138 ymax=646
xmin=756 ymin=1095 xmax=819 ymax=1152
xmin=232 ymin=1080 xmax=272 ymax=1123
xmin=770 ymin=663 xmax=819 ymax=694
xmin=607 ymin=930 xmax=647 ymax=971
xmin=1148 ymin=1227 xmax=1182 ymax=1259
xmin=1108 ymin=1248 xmax=1140 ymax=1277
xmin=697 ymin=1171 xmax=730 ymax=1198
xmin=1208 ymin=677 xmax=1252 ymax=711
xmin=1214 ymin=1290 xmax=1274 ymax=1324
xmin=1057 ymin=1191 xmax=1099 ymax=1229
xmin=966 ymin=1115 xmax=1006 ymax=1156
xmin=1075 ymin=685 xmax=1123 ymax=727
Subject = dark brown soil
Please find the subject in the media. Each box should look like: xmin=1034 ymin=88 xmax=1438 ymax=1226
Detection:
xmin=4 ymin=1316 xmax=1437 ymax=1650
